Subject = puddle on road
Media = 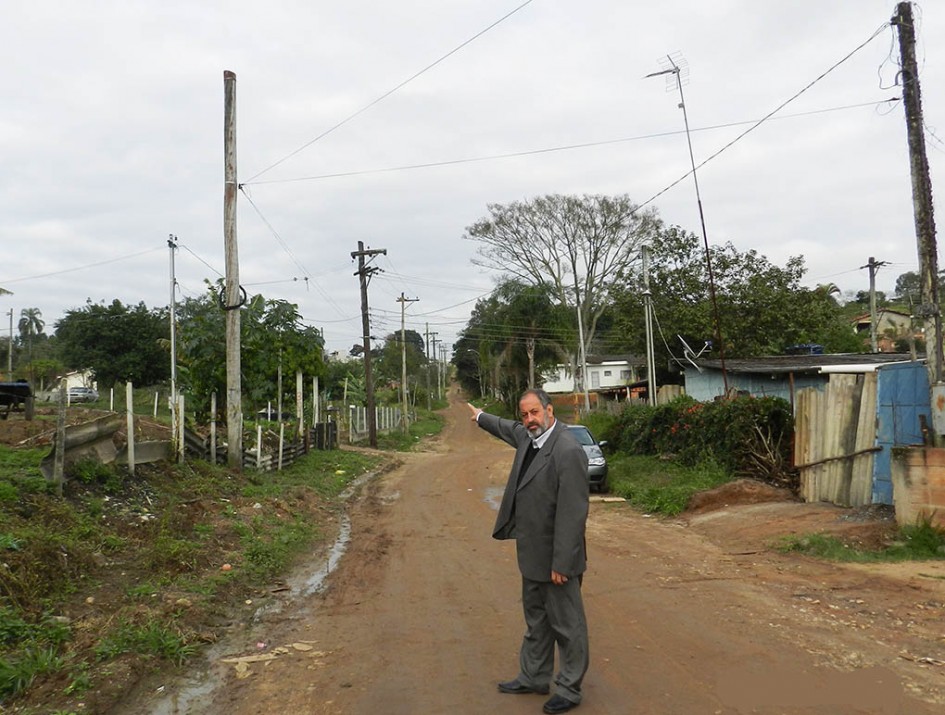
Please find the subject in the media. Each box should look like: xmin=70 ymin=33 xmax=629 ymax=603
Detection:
xmin=137 ymin=470 xmax=377 ymax=715
xmin=484 ymin=486 xmax=504 ymax=511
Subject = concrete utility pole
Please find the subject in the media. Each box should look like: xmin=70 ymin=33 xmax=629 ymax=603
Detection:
xmin=424 ymin=323 xmax=432 ymax=410
xmin=397 ymin=293 xmax=419 ymax=433
xmin=430 ymin=334 xmax=441 ymax=400
xmin=168 ymin=235 xmax=178 ymax=457
xmin=893 ymin=2 xmax=945 ymax=438
xmin=428 ymin=330 xmax=439 ymax=404
xmin=862 ymin=256 xmax=888 ymax=353
xmin=642 ymin=244 xmax=658 ymax=406
xmin=7 ymin=309 xmax=12 ymax=378
xmin=223 ymin=70 xmax=243 ymax=469
xmin=574 ymin=285 xmax=591 ymax=412
xmin=352 ymin=241 xmax=386 ymax=448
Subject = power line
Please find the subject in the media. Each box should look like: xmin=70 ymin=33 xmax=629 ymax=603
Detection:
xmin=0 ymin=246 xmax=163 ymax=285
xmin=245 ymin=0 xmax=536 ymax=183
xmin=239 ymin=188 xmax=348 ymax=318
xmin=243 ymin=99 xmax=898 ymax=187
xmin=178 ymin=243 xmax=223 ymax=277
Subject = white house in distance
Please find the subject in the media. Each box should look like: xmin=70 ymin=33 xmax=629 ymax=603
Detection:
xmin=542 ymin=355 xmax=645 ymax=394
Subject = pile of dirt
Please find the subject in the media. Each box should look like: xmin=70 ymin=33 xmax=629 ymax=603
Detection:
xmin=686 ymin=478 xmax=798 ymax=513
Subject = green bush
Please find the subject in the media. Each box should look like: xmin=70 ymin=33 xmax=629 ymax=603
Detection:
xmin=608 ymin=395 xmax=795 ymax=488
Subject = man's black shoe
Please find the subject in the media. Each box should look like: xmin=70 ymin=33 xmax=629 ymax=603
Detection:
xmin=497 ymin=679 xmax=549 ymax=695
xmin=543 ymin=694 xmax=580 ymax=713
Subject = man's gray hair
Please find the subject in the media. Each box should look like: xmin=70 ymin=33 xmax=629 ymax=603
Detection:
xmin=520 ymin=388 xmax=552 ymax=408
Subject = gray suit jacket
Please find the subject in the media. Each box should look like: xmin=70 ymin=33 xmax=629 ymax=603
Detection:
xmin=477 ymin=413 xmax=589 ymax=582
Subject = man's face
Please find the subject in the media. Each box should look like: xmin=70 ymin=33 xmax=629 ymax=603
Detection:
xmin=520 ymin=394 xmax=554 ymax=440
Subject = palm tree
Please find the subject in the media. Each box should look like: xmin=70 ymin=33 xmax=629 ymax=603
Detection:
xmin=18 ymin=307 xmax=44 ymax=370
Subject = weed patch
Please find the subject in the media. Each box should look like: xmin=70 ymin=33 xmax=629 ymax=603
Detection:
xmin=0 ymin=441 xmax=383 ymax=713
xmin=780 ymin=517 xmax=945 ymax=562
xmin=608 ymin=453 xmax=732 ymax=516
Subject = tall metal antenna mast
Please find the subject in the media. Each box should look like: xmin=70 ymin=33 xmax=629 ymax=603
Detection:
xmin=646 ymin=54 xmax=728 ymax=394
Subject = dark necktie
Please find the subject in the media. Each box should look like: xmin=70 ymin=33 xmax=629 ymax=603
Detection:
xmin=518 ymin=444 xmax=539 ymax=487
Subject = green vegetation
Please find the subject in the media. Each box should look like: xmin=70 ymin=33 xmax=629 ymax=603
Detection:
xmin=577 ymin=397 xmax=793 ymax=515
xmin=781 ymin=517 xmax=945 ymax=562
xmin=607 ymin=453 xmax=731 ymax=516
xmin=586 ymin=395 xmax=795 ymax=490
xmin=376 ymin=409 xmax=446 ymax=451
xmin=0 ymin=443 xmax=384 ymax=713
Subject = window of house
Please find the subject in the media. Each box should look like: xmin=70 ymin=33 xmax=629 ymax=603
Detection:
xmin=604 ymin=370 xmax=612 ymax=377
xmin=620 ymin=370 xmax=631 ymax=380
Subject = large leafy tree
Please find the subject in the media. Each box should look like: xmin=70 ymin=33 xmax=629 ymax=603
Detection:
xmin=176 ymin=283 xmax=325 ymax=414
xmin=372 ymin=329 xmax=429 ymax=402
xmin=55 ymin=300 xmax=169 ymax=386
xmin=464 ymin=194 xmax=661 ymax=388
xmin=455 ymin=280 xmax=571 ymax=408
xmin=610 ymin=226 xmax=863 ymax=370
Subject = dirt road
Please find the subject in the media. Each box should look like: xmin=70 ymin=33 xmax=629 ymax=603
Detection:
xmin=139 ymin=392 xmax=945 ymax=714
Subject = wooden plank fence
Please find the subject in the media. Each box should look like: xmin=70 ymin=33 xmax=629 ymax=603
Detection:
xmin=795 ymin=373 xmax=879 ymax=507
xmin=184 ymin=423 xmax=338 ymax=472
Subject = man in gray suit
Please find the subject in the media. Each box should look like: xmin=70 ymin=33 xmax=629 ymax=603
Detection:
xmin=468 ymin=388 xmax=589 ymax=714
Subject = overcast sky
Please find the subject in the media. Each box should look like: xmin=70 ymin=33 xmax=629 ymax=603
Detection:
xmin=1 ymin=1 xmax=942 ymax=357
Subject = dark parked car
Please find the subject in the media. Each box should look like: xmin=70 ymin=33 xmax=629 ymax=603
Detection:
xmin=567 ymin=424 xmax=608 ymax=493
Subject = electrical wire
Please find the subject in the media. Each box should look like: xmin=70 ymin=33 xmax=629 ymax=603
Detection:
xmin=243 ymin=99 xmax=898 ymax=187
xmin=239 ymin=188 xmax=349 ymax=319
xmin=244 ymin=0 xmax=535 ymax=184
xmin=179 ymin=243 xmax=224 ymax=277
xmin=0 ymin=246 xmax=163 ymax=285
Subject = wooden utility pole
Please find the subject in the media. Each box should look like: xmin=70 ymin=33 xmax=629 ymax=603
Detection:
xmin=863 ymin=256 xmax=888 ymax=353
xmin=894 ymin=2 xmax=944 ymax=435
xmin=397 ymin=293 xmax=419 ymax=433
xmin=352 ymin=241 xmax=386 ymax=447
xmin=223 ymin=70 xmax=243 ymax=469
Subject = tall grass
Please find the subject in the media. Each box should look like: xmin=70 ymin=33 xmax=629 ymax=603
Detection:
xmin=608 ymin=453 xmax=731 ymax=516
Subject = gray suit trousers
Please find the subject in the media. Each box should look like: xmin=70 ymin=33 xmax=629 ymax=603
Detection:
xmin=517 ymin=576 xmax=589 ymax=704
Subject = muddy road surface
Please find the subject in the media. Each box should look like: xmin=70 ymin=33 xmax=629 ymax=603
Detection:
xmin=128 ymin=392 xmax=945 ymax=714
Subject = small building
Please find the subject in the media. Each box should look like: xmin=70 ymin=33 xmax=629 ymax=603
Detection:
xmin=850 ymin=309 xmax=920 ymax=352
xmin=683 ymin=353 xmax=914 ymax=404
xmin=542 ymin=355 xmax=645 ymax=394
xmin=685 ymin=353 xmax=931 ymax=508
xmin=57 ymin=369 xmax=97 ymax=392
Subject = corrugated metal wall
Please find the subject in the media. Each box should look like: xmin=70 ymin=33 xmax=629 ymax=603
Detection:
xmin=795 ymin=363 xmax=929 ymax=507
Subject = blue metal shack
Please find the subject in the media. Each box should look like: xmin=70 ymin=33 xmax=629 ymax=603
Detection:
xmin=684 ymin=354 xmax=930 ymax=505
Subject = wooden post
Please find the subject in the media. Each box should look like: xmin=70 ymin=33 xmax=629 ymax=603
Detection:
xmin=53 ymin=382 xmax=66 ymax=497
xmin=296 ymin=369 xmax=304 ymax=438
xmin=210 ymin=391 xmax=217 ymax=464
xmin=177 ymin=394 xmax=185 ymax=463
xmin=223 ymin=69 xmax=243 ymax=469
xmin=126 ymin=382 xmax=135 ymax=476
xmin=256 ymin=424 xmax=262 ymax=471
xmin=278 ymin=422 xmax=285 ymax=471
